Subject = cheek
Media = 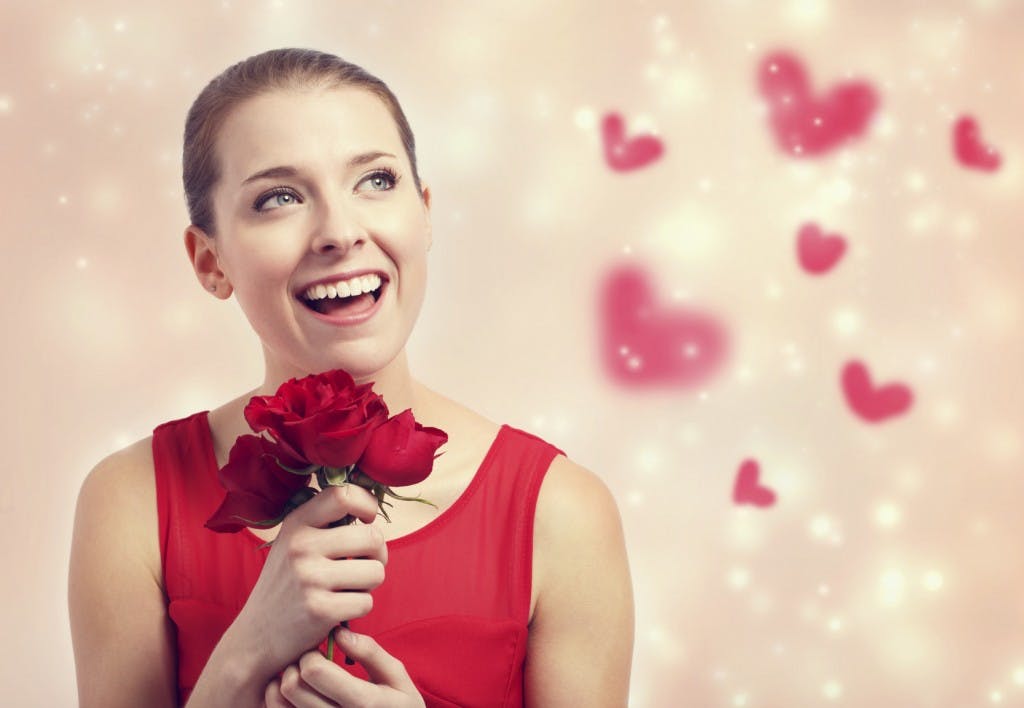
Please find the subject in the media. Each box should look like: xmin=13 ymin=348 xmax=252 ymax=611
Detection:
xmin=394 ymin=213 xmax=431 ymax=260
xmin=224 ymin=243 xmax=299 ymax=305
xmin=369 ymin=219 xmax=429 ymax=288
xmin=225 ymin=229 xmax=298 ymax=277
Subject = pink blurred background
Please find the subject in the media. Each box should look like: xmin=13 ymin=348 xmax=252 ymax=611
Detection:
xmin=2 ymin=1 xmax=1023 ymax=705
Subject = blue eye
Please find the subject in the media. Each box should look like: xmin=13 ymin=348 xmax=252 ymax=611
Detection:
xmin=254 ymin=188 xmax=301 ymax=212
xmin=358 ymin=168 xmax=399 ymax=192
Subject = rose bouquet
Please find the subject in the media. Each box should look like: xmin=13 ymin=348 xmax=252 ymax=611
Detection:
xmin=205 ymin=368 xmax=448 ymax=662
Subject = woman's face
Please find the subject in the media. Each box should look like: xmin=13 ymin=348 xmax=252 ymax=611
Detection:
xmin=199 ymin=86 xmax=432 ymax=383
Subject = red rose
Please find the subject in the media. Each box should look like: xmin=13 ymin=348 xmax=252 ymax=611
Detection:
xmin=209 ymin=369 xmax=447 ymax=537
xmin=204 ymin=368 xmax=449 ymax=663
xmin=244 ymin=369 xmax=390 ymax=468
xmin=205 ymin=434 xmax=315 ymax=533
xmin=358 ymin=409 xmax=448 ymax=487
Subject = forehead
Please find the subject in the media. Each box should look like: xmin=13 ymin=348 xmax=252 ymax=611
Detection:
xmin=216 ymin=86 xmax=403 ymax=182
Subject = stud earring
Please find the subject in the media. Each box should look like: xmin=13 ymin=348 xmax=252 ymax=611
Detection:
xmin=209 ymin=284 xmax=217 ymax=292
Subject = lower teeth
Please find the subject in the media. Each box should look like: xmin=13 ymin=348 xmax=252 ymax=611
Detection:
xmin=307 ymin=291 xmax=378 ymax=315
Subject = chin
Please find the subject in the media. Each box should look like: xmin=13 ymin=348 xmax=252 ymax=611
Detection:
xmin=314 ymin=346 xmax=404 ymax=380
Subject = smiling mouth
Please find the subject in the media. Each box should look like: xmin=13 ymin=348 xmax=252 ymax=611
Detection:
xmin=299 ymin=283 xmax=384 ymax=315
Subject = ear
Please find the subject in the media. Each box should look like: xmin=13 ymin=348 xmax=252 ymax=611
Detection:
xmin=184 ymin=225 xmax=232 ymax=297
xmin=420 ymin=185 xmax=433 ymax=251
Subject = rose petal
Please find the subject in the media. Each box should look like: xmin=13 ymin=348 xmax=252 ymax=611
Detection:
xmin=230 ymin=370 xmax=444 ymax=516
xmin=218 ymin=435 xmax=309 ymax=496
xmin=358 ymin=410 xmax=449 ymax=487
xmin=259 ymin=436 xmax=309 ymax=470
xmin=242 ymin=370 xmax=388 ymax=466
xmin=207 ymin=434 xmax=314 ymax=533
xmin=314 ymin=422 xmax=382 ymax=468
xmin=205 ymin=490 xmax=288 ymax=532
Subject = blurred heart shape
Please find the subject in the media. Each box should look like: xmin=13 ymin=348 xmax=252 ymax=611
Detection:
xmin=732 ymin=459 xmax=776 ymax=507
xmin=841 ymin=360 xmax=913 ymax=422
xmin=757 ymin=50 xmax=878 ymax=157
xmin=796 ymin=222 xmax=847 ymax=275
xmin=599 ymin=263 xmax=728 ymax=388
xmin=953 ymin=115 xmax=1002 ymax=172
xmin=601 ymin=112 xmax=664 ymax=172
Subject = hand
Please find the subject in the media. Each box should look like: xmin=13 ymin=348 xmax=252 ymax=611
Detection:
xmin=231 ymin=484 xmax=389 ymax=682
xmin=264 ymin=627 xmax=426 ymax=708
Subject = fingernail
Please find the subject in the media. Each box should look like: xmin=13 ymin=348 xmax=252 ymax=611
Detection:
xmin=336 ymin=627 xmax=354 ymax=643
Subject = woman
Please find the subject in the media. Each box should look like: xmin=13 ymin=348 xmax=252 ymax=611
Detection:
xmin=68 ymin=48 xmax=634 ymax=707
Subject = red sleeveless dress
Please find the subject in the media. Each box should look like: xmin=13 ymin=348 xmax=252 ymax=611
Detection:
xmin=153 ymin=410 xmax=565 ymax=707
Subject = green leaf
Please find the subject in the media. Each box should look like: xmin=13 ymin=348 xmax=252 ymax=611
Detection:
xmin=276 ymin=460 xmax=319 ymax=477
xmin=230 ymin=512 xmax=287 ymax=528
xmin=382 ymin=486 xmax=439 ymax=509
xmin=322 ymin=465 xmax=351 ymax=486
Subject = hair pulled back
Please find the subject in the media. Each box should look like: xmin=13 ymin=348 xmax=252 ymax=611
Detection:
xmin=183 ymin=48 xmax=422 ymax=234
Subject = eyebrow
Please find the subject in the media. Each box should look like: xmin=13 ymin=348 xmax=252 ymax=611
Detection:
xmin=240 ymin=151 xmax=397 ymax=186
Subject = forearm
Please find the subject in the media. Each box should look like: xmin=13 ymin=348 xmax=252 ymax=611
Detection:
xmin=185 ymin=628 xmax=272 ymax=708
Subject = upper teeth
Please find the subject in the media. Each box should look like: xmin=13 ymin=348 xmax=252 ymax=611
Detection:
xmin=303 ymin=274 xmax=383 ymax=301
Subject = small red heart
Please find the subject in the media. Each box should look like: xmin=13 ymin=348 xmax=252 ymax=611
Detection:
xmin=841 ymin=360 xmax=913 ymax=423
xmin=732 ymin=459 xmax=776 ymax=507
xmin=757 ymin=50 xmax=878 ymax=157
xmin=599 ymin=264 xmax=728 ymax=388
xmin=601 ymin=112 xmax=664 ymax=172
xmin=796 ymin=222 xmax=847 ymax=275
xmin=953 ymin=115 xmax=1002 ymax=172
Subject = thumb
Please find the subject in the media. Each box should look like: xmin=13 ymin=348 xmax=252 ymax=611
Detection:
xmin=335 ymin=628 xmax=416 ymax=691
xmin=289 ymin=484 xmax=378 ymax=528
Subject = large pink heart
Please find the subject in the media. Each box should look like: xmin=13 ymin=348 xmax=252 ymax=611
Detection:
xmin=601 ymin=112 xmax=664 ymax=172
xmin=732 ymin=459 xmax=776 ymax=508
xmin=796 ymin=222 xmax=847 ymax=275
xmin=841 ymin=360 xmax=913 ymax=423
xmin=953 ymin=115 xmax=1002 ymax=172
xmin=599 ymin=264 xmax=728 ymax=388
xmin=757 ymin=50 xmax=878 ymax=157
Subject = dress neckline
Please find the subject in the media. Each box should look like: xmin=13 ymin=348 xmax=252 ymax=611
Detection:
xmin=196 ymin=410 xmax=509 ymax=550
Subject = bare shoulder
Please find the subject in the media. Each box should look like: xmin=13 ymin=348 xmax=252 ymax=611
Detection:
xmin=530 ymin=454 xmax=631 ymax=616
xmin=534 ymin=455 xmax=625 ymax=550
xmin=74 ymin=435 xmax=161 ymax=583
xmin=80 ymin=436 xmax=157 ymax=513
xmin=526 ymin=454 xmax=635 ymax=705
xmin=70 ymin=434 xmax=177 ymax=707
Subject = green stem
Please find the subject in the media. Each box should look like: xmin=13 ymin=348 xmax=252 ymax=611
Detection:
xmin=325 ymin=620 xmax=354 ymax=665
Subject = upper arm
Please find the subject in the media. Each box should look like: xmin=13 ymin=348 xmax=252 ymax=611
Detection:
xmin=68 ymin=440 xmax=178 ymax=708
xmin=525 ymin=455 xmax=635 ymax=707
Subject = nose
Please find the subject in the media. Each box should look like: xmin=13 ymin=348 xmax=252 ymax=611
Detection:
xmin=308 ymin=197 xmax=367 ymax=256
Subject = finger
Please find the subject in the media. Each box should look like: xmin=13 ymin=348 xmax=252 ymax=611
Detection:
xmin=297 ymin=649 xmax=382 ymax=706
xmin=290 ymin=484 xmax=380 ymax=528
xmin=335 ymin=627 xmax=418 ymax=693
xmin=314 ymin=585 xmax=375 ymax=624
xmin=279 ymin=663 xmax=335 ymax=708
xmin=264 ymin=677 xmax=295 ymax=708
xmin=320 ymin=557 xmax=386 ymax=592
xmin=313 ymin=524 xmax=388 ymax=565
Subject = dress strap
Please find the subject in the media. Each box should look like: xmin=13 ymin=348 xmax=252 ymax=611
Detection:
xmin=153 ymin=411 xmax=219 ymax=598
xmin=494 ymin=426 xmax=566 ymax=624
